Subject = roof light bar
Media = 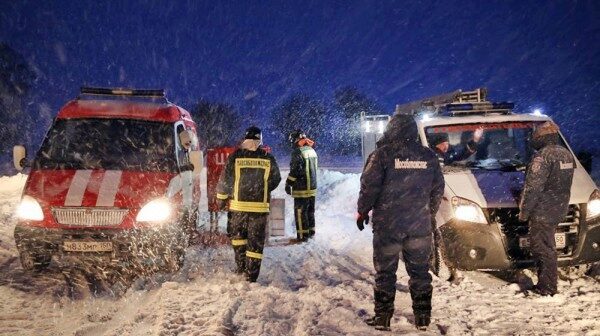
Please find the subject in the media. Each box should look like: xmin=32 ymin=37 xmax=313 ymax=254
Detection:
xmin=80 ymin=87 xmax=166 ymax=98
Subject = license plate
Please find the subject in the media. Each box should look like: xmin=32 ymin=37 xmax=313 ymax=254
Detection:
xmin=63 ymin=241 xmax=113 ymax=252
xmin=519 ymin=233 xmax=566 ymax=249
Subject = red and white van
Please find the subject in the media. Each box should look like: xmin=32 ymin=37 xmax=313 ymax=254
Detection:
xmin=12 ymin=87 xmax=202 ymax=275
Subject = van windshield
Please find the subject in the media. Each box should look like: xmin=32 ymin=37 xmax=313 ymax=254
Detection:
xmin=425 ymin=121 xmax=565 ymax=171
xmin=34 ymin=118 xmax=177 ymax=172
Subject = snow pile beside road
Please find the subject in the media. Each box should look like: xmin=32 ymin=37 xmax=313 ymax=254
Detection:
xmin=0 ymin=170 xmax=599 ymax=335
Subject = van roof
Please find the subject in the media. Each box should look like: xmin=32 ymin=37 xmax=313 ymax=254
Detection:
xmin=56 ymin=99 xmax=194 ymax=123
xmin=416 ymin=112 xmax=552 ymax=128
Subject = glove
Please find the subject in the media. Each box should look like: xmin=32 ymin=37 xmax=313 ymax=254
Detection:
xmin=356 ymin=212 xmax=369 ymax=231
xmin=217 ymin=199 xmax=228 ymax=211
xmin=285 ymin=184 xmax=292 ymax=195
xmin=518 ymin=211 xmax=528 ymax=222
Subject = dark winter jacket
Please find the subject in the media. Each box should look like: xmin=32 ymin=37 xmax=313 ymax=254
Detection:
xmin=358 ymin=115 xmax=445 ymax=236
xmin=435 ymin=142 xmax=476 ymax=165
xmin=217 ymin=145 xmax=281 ymax=213
xmin=287 ymin=144 xmax=318 ymax=198
xmin=519 ymin=134 xmax=574 ymax=223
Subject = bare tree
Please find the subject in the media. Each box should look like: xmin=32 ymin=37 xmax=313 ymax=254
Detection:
xmin=332 ymin=87 xmax=382 ymax=155
xmin=189 ymin=99 xmax=242 ymax=150
xmin=0 ymin=43 xmax=36 ymax=173
xmin=272 ymin=93 xmax=328 ymax=151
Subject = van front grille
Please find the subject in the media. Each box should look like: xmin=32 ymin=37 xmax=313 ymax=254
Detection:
xmin=52 ymin=207 xmax=128 ymax=227
xmin=489 ymin=204 xmax=580 ymax=259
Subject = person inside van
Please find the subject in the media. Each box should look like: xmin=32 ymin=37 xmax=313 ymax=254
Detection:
xmin=429 ymin=128 xmax=483 ymax=165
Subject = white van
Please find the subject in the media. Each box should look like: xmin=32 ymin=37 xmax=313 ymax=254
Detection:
xmin=362 ymin=89 xmax=600 ymax=272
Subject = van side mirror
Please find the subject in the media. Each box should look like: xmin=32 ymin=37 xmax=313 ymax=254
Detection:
xmin=13 ymin=145 xmax=27 ymax=171
xmin=189 ymin=150 xmax=203 ymax=177
xmin=576 ymin=151 xmax=592 ymax=173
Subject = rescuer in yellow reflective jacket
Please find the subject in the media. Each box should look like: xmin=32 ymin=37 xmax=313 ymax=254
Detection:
xmin=216 ymin=126 xmax=281 ymax=282
xmin=285 ymin=130 xmax=318 ymax=241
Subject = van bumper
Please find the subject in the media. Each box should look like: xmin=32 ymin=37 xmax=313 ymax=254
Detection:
xmin=439 ymin=217 xmax=600 ymax=271
xmin=14 ymin=225 xmax=184 ymax=268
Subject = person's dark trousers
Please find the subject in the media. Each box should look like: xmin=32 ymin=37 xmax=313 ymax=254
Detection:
xmin=228 ymin=211 xmax=268 ymax=282
xmin=530 ymin=220 xmax=559 ymax=294
xmin=294 ymin=197 xmax=315 ymax=240
xmin=227 ymin=211 xmax=247 ymax=274
xmin=373 ymin=227 xmax=433 ymax=317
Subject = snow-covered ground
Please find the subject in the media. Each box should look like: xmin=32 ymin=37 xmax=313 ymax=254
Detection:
xmin=0 ymin=170 xmax=599 ymax=336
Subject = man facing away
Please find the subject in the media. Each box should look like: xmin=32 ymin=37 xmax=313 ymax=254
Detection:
xmin=216 ymin=126 xmax=281 ymax=282
xmin=519 ymin=121 xmax=574 ymax=296
xmin=357 ymin=115 xmax=444 ymax=331
xmin=285 ymin=129 xmax=318 ymax=242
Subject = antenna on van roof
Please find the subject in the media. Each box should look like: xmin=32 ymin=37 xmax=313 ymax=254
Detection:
xmin=79 ymin=87 xmax=169 ymax=103
xmin=395 ymin=88 xmax=513 ymax=117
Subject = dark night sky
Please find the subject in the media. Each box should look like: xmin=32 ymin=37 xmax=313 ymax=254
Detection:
xmin=1 ymin=0 xmax=598 ymax=153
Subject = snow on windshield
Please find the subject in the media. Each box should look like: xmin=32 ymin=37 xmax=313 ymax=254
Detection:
xmin=35 ymin=118 xmax=177 ymax=172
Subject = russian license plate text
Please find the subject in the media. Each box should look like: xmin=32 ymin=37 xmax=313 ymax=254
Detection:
xmin=63 ymin=241 xmax=113 ymax=252
xmin=519 ymin=233 xmax=566 ymax=249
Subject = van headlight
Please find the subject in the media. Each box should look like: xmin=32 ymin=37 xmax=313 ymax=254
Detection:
xmin=16 ymin=195 xmax=44 ymax=221
xmin=587 ymin=190 xmax=600 ymax=220
xmin=452 ymin=197 xmax=487 ymax=224
xmin=136 ymin=198 xmax=172 ymax=222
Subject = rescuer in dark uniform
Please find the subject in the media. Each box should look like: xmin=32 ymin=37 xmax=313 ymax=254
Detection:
xmin=357 ymin=115 xmax=444 ymax=331
xmin=285 ymin=130 xmax=318 ymax=242
xmin=429 ymin=128 xmax=483 ymax=165
xmin=216 ymin=126 xmax=281 ymax=282
xmin=519 ymin=121 xmax=574 ymax=296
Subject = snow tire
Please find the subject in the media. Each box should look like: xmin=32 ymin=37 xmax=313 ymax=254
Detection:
xmin=19 ymin=250 xmax=51 ymax=272
xmin=430 ymin=229 xmax=451 ymax=280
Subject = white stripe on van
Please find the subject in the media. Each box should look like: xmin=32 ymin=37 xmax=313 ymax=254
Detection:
xmin=64 ymin=170 xmax=92 ymax=206
xmin=96 ymin=170 xmax=122 ymax=207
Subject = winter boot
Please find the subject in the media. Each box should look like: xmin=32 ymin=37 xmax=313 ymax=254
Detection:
xmin=366 ymin=311 xmax=393 ymax=331
xmin=245 ymin=272 xmax=259 ymax=283
xmin=411 ymin=290 xmax=432 ymax=331
xmin=530 ymin=285 xmax=556 ymax=297
xmin=414 ymin=313 xmax=430 ymax=331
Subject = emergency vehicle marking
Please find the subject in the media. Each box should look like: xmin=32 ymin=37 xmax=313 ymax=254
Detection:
xmin=215 ymin=153 xmax=228 ymax=165
xmin=64 ymin=170 xmax=92 ymax=206
xmin=96 ymin=170 xmax=122 ymax=206
xmin=394 ymin=159 xmax=427 ymax=169
xmin=560 ymin=161 xmax=574 ymax=170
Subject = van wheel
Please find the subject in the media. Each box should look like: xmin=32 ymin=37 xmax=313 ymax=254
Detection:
xmin=183 ymin=206 xmax=200 ymax=245
xmin=163 ymin=230 xmax=187 ymax=273
xmin=19 ymin=250 xmax=51 ymax=272
xmin=164 ymin=246 xmax=185 ymax=272
xmin=559 ymin=264 xmax=593 ymax=281
xmin=430 ymin=229 xmax=452 ymax=281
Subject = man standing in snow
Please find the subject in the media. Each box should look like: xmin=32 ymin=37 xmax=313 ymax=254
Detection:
xmin=216 ymin=126 xmax=281 ymax=282
xmin=357 ymin=114 xmax=444 ymax=331
xmin=519 ymin=121 xmax=574 ymax=296
xmin=285 ymin=129 xmax=318 ymax=242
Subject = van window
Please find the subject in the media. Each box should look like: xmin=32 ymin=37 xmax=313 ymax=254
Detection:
xmin=34 ymin=118 xmax=177 ymax=172
xmin=425 ymin=121 xmax=566 ymax=170
xmin=175 ymin=124 xmax=192 ymax=170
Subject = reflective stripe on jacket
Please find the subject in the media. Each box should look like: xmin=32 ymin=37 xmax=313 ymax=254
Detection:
xmin=287 ymin=145 xmax=318 ymax=198
xmin=217 ymin=147 xmax=281 ymax=213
